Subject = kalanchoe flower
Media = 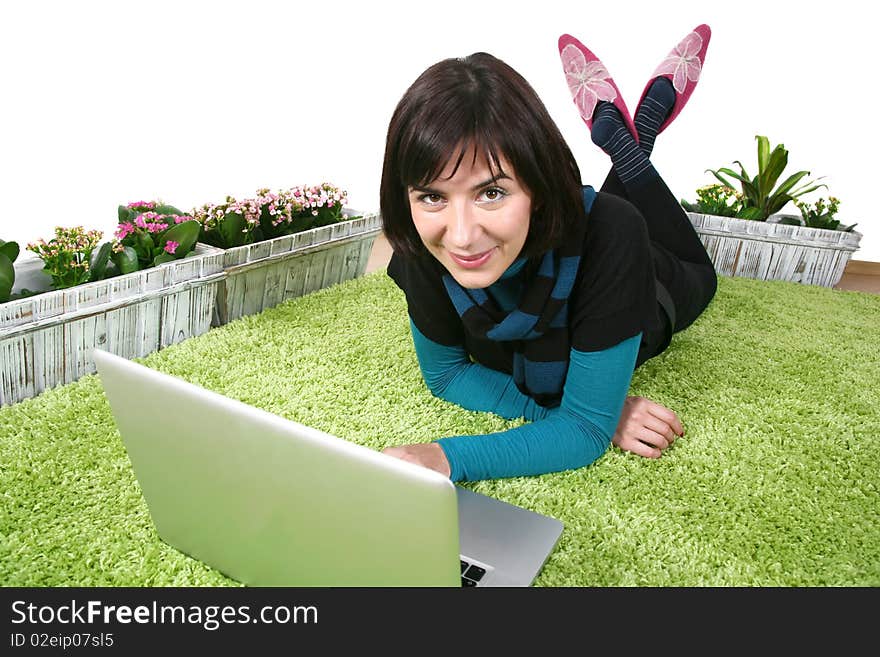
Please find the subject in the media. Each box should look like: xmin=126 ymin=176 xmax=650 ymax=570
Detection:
xmin=127 ymin=200 xmax=157 ymax=210
xmin=115 ymin=223 xmax=136 ymax=240
xmin=26 ymin=226 xmax=103 ymax=290
xmin=115 ymin=200 xmax=199 ymax=269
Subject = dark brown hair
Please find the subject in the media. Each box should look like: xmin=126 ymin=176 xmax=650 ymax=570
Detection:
xmin=380 ymin=52 xmax=586 ymax=258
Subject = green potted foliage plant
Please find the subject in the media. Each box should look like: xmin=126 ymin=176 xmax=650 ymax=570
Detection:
xmin=681 ymin=135 xmax=863 ymax=287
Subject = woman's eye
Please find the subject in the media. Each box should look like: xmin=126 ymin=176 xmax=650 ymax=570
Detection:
xmin=418 ymin=193 xmax=443 ymax=205
xmin=479 ymin=187 xmax=507 ymax=203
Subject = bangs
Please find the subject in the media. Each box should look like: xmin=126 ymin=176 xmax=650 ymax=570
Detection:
xmin=396 ymin=100 xmax=511 ymax=188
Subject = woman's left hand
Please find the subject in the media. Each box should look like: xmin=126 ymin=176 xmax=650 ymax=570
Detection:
xmin=381 ymin=443 xmax=452 ymax=477
xmin=612 ymin=395 xmax=684 ymax=458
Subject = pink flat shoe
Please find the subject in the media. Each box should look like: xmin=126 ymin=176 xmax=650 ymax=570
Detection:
xmin=558 ymin=33 xmax=638 ymax=142
xmin=635 ymin=24 xmax=711 ymax=135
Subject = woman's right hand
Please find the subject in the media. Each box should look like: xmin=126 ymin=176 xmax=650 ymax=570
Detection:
xmin=612 ymin=395 xmax=684 ymax=458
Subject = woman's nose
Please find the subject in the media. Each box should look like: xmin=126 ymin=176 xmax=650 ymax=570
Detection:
xmin=446 ymin=201 xmax=478 ymax=249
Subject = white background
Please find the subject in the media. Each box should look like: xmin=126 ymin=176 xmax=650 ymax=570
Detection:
xmin=1 ymin=1 xmax=877 ymax=262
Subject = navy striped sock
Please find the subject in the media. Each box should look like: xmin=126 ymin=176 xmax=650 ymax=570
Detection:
xmin=634 ymin=77 xmax=675 ymax=156
xmin=591 ymin=102 xmax=655 ymax=186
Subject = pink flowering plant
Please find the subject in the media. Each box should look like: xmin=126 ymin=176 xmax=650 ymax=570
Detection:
xmin=26 ymin=226 xmax=105 ymax=290
xmin=298 ymin=182 xmax=352 ymax=229
xmin=191 ymin=196 xmax=263 ymax=249
xmin=193 ymin=182 xmax=354 ymax=249
xmin=112 ymin=201 xmax=202 ymax=273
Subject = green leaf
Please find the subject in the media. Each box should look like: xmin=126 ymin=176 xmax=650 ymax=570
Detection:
xmin=159 ymin=219 xmax=201 ymax=257
xmin=773 ymin=170 xmax=810 ymax=198
xmin=118 ymin=205 xmax=134 ymax=224
xmin=112 ymin=246 xmax=140 ymax=274
xmin=732 ymin=160 xmax=752 ymax=185
xmin=0 ymin=252 xmax=14 ymax=303
xmin=728 ymin=163 xmax=761 ymax=204
xmin=103 ymin=260 xmax=119 ymax=278
xmin=198 ymin=228 xmax=225 ymax=249
xmin=287 ymin=213 xmax=315 ymax=234
xmin=737 ymin=207 xmax=764 ymax=220
xmin=154 ymin=204 xmax=184 ymax=216
xmin=766 ymin=194 xmax=794 ymax=216
xmin=218 ymin=212 xmax=247 ymax=248
xmin=88 ymin=241 xmax=114 ymax=282
xmin=713 ymin=166 xmax=747 ymax=185
xmin=0 ymin=239 xmax=20 ymax=263
xmin=789 ymin=180 xmax=828 ymax=200
xmin=756 ymin=135 xmax=770 ymax=174
xmin=133 ymin=232 xmax=154 ymax=263
xmin=258 ymin=206 xmax=282 ymax=241
xmin=152 ymin=252 xmax=176 ymax=266
xmin=759 ymin=146 xmax=789 ymax=199
xmin=708 ymin=168 xmax=744 ymax=190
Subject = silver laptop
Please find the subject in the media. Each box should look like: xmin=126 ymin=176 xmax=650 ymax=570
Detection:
xmin=93 ymin=349 xmax=563 ymax=587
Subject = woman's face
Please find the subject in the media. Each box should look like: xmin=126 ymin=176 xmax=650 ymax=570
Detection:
xmin=408 ymin=146 xmax=532 ymax=289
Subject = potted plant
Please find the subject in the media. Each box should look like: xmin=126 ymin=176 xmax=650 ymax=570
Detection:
xmin=0 ymin=206 xmax=225 ymax=408
xmin=25 ymin=226 xmax=109 ymax=290
xmin=192 ymin=182 xmax=382 ymax=325
xmin=112 ymin=201 xmax=204 ymax=271
xmin=682 ymin=135 xmax=863 ymax=287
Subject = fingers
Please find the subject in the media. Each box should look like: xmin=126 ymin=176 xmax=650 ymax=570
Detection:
xmin=639 ymin=415 xmax=678 ymax=446
xmin=646 ymin=401 xmax=685 ymax=437
xmin=615 ymin=395 xmax=688 ymax=459
xmin=616 ymin=435 xmax=662 ymax=459
xmin=618 ymin=424 xmax=670 ymax=454
xmin=630 ymin=395 xmax=685 ymax=437
xmin=634 ymin=426 xmax=672 ymax=451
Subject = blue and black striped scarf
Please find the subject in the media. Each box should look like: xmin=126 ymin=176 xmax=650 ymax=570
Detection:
xmin=440 ymin=186 xmax=596 ymax=407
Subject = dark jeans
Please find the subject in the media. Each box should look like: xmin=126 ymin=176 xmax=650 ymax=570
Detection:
xmin=599 ymin=169 xmax=718 ymax=367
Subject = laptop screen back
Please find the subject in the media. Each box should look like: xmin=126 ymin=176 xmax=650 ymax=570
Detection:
xmin=93 ymin=349 xmax=461 ymax=587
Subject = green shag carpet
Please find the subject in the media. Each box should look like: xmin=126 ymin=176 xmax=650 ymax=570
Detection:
xmin=1 ymin=271 xmax=879 ymax=587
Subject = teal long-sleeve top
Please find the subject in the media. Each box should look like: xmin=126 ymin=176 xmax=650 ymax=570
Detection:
xmin=410 ymin=258 xmax=641 ymax=482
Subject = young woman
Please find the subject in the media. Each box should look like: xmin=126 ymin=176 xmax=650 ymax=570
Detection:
xmin=379 ymin=26 xmax=717 ymax=482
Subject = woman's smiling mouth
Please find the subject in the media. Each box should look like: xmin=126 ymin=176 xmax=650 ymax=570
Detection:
xmin=448 ymin=248 xmax=495 ymax=269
